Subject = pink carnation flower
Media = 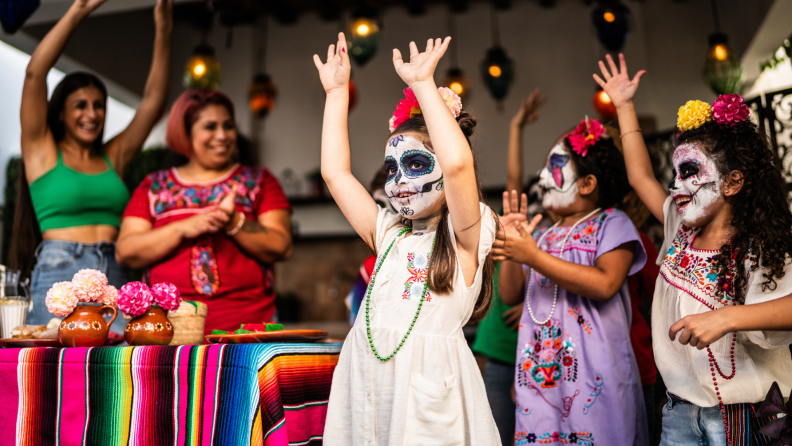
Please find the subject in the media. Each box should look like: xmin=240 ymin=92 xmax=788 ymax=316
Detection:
xmin=117 ymin=282 xmax=153 ymax=317
xmin=388 ymin=87 xmax=464 ymax=132
xmin=46 ymin=281 xmax=79 ymax=317
xmin=438 ymin=87 xmax=463 ymax=118
xmin=151 ymin=282 xmax=182 ymax=311
xmin=712 ymin=94 xmax=750 ymax=126
xmin=567 ymin=118 xmax=605 ymax=157
xmin=71 ymin=269 xmax=108 ymax=303
xmin=101 ymin=285 xmax=119 ymax=307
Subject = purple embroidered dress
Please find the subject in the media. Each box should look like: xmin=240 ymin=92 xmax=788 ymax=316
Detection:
xmin=514 ymin=209 xmax=648 ymax=446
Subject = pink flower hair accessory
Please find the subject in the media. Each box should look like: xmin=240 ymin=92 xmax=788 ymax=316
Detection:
xmin=117 ymin=282 xmax=154 ymax=318
xmin=712 ymin=94 xmax=750 ymax=127
xmin=567 ymin=117 xmax=606 ymax=157
xmin=71 ymin=269 xmax=108 ymax=303
xmin=151 ymin=282 xmax=182 ymax=311
xmin=388 ymin=87 xmax=463 ymax=132
xmin=45 ymin=281 xmax=79 ymax=317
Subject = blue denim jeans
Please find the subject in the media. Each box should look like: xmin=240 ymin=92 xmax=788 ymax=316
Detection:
xmin=483 ymin=358 xmax=515 ymax=446
xmin=659 ymin=394 xmax=727 ymax=446
xmin=30 ymin=240 xmax=129 ymax=333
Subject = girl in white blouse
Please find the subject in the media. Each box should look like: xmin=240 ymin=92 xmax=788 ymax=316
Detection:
xmin=594 ymin=54 xmax=792 ymax=445
xmin=313 ymin=34 xmax=500 ymax=445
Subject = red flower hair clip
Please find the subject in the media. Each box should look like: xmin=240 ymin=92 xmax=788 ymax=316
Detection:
xmin=388 ymin=87 xmax=462 ymax=132
xmin=567 ymin=117 xmax=605 ymax=157
xmin=712 ymin=94 xmax=750 ymax=127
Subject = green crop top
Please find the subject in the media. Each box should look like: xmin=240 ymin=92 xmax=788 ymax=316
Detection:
xmin=29 ymin=150 xmax=130 ymax=232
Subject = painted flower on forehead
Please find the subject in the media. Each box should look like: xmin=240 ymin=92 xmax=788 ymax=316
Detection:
xmin=712 ymin=94 xmax=750 ymax=127
xmin=567 ymin=117 xmax=605 ymax=157
xmin=388 ymin=87 xmax=463 ymax=132
xmin=677 ymin=100 xmax=712 ymax=132
xmin=45 ymin=282 xmax=78 ymax=317
xmin=71 ymin=269 xmax=108 ymax=302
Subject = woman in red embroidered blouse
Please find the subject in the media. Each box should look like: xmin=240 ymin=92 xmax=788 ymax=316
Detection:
xmin=116 ymin=89 xmax=292 ymax=334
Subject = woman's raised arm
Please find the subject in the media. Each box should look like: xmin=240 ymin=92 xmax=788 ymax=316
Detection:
xmin=594 ymin=54 xmax=667 ymax=221
xmin=105 ymin=0 xmax=173 ymax=174
xmin=313 ymin=33 xmax=379 ymax=251
xmin=20 ymin=0 xmax=106 ymax=163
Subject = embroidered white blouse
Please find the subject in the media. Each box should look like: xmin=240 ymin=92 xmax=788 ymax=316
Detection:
xmin=653 ymin=196 xmax=792 ymax=407
xmin=323 ymin=203 xmax=499 ymax=446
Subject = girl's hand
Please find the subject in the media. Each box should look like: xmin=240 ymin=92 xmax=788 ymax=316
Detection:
xmin=511 ymin=88 xmax=547 ymax=129
xmin=500 ymin=190 xmax=529 ymax=228
xmin=313 ymin=33 xmax=351 ymax=95
xmin=593 ymin=54 xmax=646 ymax=110
xmin=179 ymin=210 xmax=229 ymax=239
xmin=392 ymin=37 xmax=451 ymax=88
xmin=154 ymin=0 xmax=173 ymax=34
xmin=503 ymin=305 xmax=523 ymax=331
xmin=669 ymin=310 xmax=732 ymax=350
xmin=492 ymin=214 xmax=543 ymax=264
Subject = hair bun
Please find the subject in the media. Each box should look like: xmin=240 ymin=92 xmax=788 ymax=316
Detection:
xmin=457 ymin=111 xmax=477 ymax=137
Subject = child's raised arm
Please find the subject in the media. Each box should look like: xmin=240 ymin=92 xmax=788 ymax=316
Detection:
xmin=313 ymin=33 xmax=379 ymax=251
xmin=594 ymin=54 xmax=667 ymax=221
xmin=506 ymin=90 xmax=547 ymax=194
xmin=392 ymin=38 xmax=482 ymax=264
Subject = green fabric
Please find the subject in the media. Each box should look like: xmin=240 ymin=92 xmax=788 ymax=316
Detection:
xmin=472 ymin=262 xmax=520 ymax=365
xmin=29 ymin=150 xmax=130 ymax=231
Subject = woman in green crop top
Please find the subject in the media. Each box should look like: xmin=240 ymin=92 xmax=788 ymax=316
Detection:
xmin=15 ymin=0 xmax=172 ymax=327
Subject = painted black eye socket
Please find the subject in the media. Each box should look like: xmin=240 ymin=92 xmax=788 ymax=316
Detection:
xmin=400 ymin=150 xmax=435 ymax=178
xmin=384 ymin=156 xmax=398 ymax=182
xmin=678 ymin=162 xmax=700 ymax=180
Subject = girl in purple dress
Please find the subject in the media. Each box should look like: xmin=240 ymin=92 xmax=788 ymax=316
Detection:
xmin=494 ymin=120 xmax=648 ymax=445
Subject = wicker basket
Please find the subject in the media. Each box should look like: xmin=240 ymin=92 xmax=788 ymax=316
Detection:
xmin=167 ymin=301 xmax=208 ymax=345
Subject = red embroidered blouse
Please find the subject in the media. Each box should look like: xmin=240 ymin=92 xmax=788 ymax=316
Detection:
xmin=123 ymin=164 xmax=292 ymax=335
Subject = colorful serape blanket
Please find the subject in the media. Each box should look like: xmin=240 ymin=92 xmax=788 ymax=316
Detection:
xmin=0 ymin=343 xmax=341 ymax=446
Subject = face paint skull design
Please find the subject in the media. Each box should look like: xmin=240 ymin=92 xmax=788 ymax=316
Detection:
xmin=670 ymin=142 xmax=724 ymax=226
xmin=538 ymin=143 xmax=578 ymax=210
xmin=383 ymin=135 xmax=444 ymax=218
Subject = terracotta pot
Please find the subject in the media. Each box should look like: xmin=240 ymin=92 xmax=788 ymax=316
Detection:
xmin=124 ymin=306 xmax=174 ymax=346
xmin=59 ymin=303 xmax=117 ymax=347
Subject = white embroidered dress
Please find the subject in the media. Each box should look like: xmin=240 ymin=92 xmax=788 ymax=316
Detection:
xmin=323 ymin=204 xmax=500 ymax=446
xmin=653 ymin=196 xmax=792 ymax=407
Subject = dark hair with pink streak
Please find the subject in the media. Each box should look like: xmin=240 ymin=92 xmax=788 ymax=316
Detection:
xmin=166 ymin=89 xmax=236 ymax=158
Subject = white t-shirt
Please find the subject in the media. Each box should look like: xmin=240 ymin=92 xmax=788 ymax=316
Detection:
xmin=653 ymin=195 xmax=792 ymax=407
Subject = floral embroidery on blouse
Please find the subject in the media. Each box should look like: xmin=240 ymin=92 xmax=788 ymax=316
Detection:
xmin=517 ymin=318 xmax=578 ymax=390
xmin=147 ymin=166 xmax=262 ymax=219
xmin=403 ymin=252 xmax=431 ymax=302
xmin=659 ymin=224 xmax=735 ymax=310
xmin=567 ymin=307 xmax=592 ymax=335
xmin=515 ymin=430 xmax=594 ymax=445
xmin=582 ymin=373 xmax=604 ymax=414
xmin=190 ymin=236 xmax=219 ymax=296
xmin=533 ymin=209 xmax=615 ymax=290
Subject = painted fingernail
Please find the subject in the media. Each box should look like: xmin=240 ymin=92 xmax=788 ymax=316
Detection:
xmin=341 ymin=48 xmax=345 ymax=53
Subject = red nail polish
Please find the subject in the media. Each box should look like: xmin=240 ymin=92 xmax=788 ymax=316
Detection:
xmin=342 ymin=48 xmax=346 ymax=53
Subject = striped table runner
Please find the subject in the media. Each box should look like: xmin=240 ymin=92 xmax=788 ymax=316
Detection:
xmin=0 ymin=343 xmax=341 ymax=446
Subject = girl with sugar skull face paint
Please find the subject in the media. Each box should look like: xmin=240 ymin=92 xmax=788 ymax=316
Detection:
xmin=598 ymin=53 xmax=792 ymax=445
xmin=537 ymin=142 xmax=578 ymax=210
xmin=314 ymin=34 xmax=500 ymax=444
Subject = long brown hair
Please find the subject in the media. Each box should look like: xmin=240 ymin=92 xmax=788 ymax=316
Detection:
xmin=11 ymin=72 xmax=108 ymax=279
xmin=390 ymin=111 xmax=495 ymax=323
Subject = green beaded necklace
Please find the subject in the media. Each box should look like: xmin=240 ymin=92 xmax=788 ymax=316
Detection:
xmin=365 ymin=227 xmax=436 ymax=362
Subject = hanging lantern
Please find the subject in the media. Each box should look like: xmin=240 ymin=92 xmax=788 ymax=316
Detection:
xmin=348 ymin=78 xmax=358 ymax=112
xmin=591 ymin=2 xmax=630 ymax=51
xmin=480 ymin=46 xmax=515 ymax=105
xmin=183 ymin=44 xmax=222 ymax=90
xmin=702 ymin=32 xmax=743 ymax=95
xmin=248 ymin=74 xmax=277 ymax=118
xmin=443 ymin=67 xmax=472 ymax=103
xmin=592 ymin=89 xmax=617 ymax=122
xmin=345 ymin=10 xmax=381 ymax=66
xmin=0 ymin=0 xmax=39 ymax=34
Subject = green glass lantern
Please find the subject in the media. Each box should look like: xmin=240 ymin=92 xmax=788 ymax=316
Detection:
xmin=480 ymin=46 xmax=515 ymax=105
xmin=183 ymin=44 xmax=222 ymax=90
xmin=702 ymin=32 xmax=744 ymax=95
xmin=346 ymin=16 xmax=381 ymax=66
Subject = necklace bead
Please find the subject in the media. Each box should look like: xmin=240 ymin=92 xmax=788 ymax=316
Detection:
xmin=365 ymin=228 xmax=436 ymax=362
xmin=525 ymin=208 xmax=603 ymax=326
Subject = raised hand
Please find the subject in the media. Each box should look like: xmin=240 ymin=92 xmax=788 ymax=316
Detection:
xmin=492 ymin=214 xmax=543 ymax=264
xmin=154 ymin=0 xmax=173 ymax=34
xmin=593 ymin=54 xmax=645 ymax=109
xmin=392 ymin=37 xmax=451 ymax=88
xmin=74 ymin=0 xmax=106 ymax=12
xmin=511 ymin=88 xmax=547 ymax=129
xmin=500 ymin=190 xmax=529 ymax=228
xmin=313 ymin=32 xmax=351 ymax=95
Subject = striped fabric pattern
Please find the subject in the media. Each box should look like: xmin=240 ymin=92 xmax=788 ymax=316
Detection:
xmin=0 ymin=343 xmax=341 ymax=446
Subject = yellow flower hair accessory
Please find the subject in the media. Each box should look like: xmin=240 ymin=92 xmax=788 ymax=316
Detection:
xmin=677 ymin=100 xmax=712 ymax=132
